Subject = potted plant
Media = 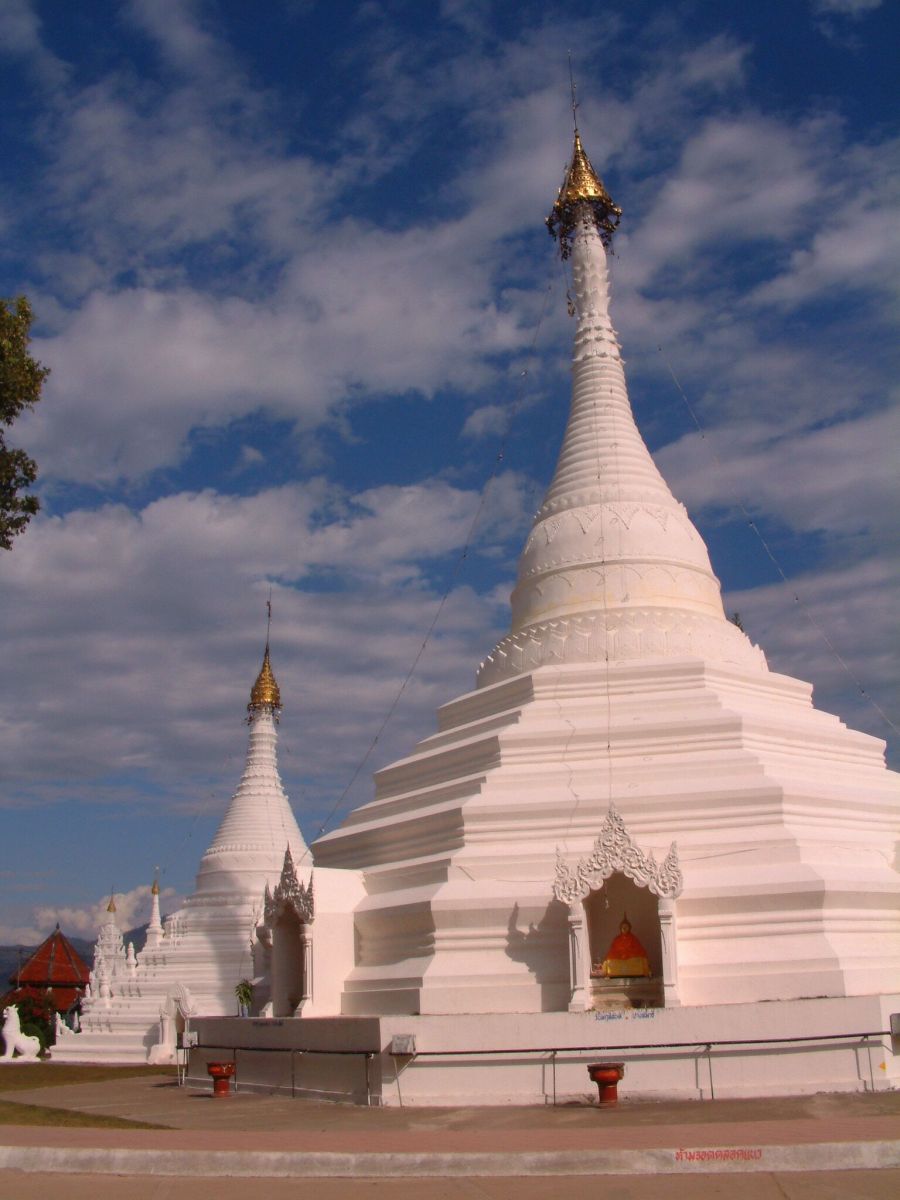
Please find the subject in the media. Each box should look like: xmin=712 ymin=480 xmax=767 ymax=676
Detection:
xmin=234 ymin=979 xmax=253 ymax=1017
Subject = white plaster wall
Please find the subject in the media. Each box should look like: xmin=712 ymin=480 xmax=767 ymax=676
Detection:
xmin=305 ymin=867 xmax=366 ymax=1017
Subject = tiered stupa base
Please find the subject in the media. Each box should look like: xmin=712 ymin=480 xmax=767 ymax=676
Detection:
xmin=314 ymin=659 xmax=900 ymax=1016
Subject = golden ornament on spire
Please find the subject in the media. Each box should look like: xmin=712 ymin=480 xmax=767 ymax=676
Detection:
xmin=107 ymin=893 xmax=117 ymax=913
xmin=547 ymin=130 xmax=621 ymax=259
xmin=151 ymin=877 xmax=160 ymax=896
xmin=561 ymin=131 xmax=609 ymax=203
xmin=249 ymin=644 xmax=282 ymax=712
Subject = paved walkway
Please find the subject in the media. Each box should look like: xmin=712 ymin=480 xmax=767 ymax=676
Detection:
xmin=0 ymin=1072 xmax=898 ymax=1187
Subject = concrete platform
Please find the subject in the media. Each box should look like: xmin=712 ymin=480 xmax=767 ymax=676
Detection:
xmin=190 ymin=995 xmax=900 ymax=1105
xmin=0 ymin=1070 xmax=898 ymax=1180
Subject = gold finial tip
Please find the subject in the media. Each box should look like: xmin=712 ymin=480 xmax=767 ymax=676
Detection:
xmin=560 ymin=131 xmax=614 ymax=205
xmin=249 ymin=644 xmax=282 ymax=711
xmin=107 ymin=894 xmax=117 ymax=913
xmin=547 ymin=129 xmax=622 ymax=256
xmin=151 ymin=879 xmax=160 ymax=896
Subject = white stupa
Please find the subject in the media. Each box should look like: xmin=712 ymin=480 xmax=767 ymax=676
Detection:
xmin=54 ymin=641 xmax=309 ymax=1063
xmin=310 ymin=130 xmax=900 ymax=1023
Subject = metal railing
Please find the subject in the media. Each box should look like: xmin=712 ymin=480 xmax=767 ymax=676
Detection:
xmin=401 ymin=1029 xmax=893 ymax=1102
xmin=192 ymin=1043 xmax=377 ymax=1105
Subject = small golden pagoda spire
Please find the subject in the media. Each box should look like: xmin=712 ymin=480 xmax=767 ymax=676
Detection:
xmin=107 ymin=893 xmax=117 ymax=914
xmin=151 ymin=876 xmax=160 ymax=896
xmin=248 ymin=598 xmax=282 ymax=713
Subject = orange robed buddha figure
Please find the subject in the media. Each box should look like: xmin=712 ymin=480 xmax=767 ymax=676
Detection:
xmin=596 ymin=915 xmax=651 ymax=978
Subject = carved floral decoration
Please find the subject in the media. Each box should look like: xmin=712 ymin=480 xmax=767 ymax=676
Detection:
xmin=263 ymin=846 xmax=314 ymax=927
xmin=553 ymin=804 xmax=682 ymax=905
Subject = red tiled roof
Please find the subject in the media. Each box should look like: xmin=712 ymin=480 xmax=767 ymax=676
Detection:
xmin=8 ymin=925 xmax=90 ymax=990
xmin=2 ymin=926 xmax=90 ymax=1015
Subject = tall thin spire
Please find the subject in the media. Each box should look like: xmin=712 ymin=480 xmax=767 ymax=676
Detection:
xmin=478 ymin=125 xmax=763 ymax=687
xmin=146 ymin=871 xmax=164 ymax=949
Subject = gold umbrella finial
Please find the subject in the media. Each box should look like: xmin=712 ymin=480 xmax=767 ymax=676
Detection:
xmin=560 ymin=131 xmax=611 ymax=205
xmin=546 ymin=80 xmax=622 ymax=260
xmin=248 ymin=598 xmax=282 ymax=713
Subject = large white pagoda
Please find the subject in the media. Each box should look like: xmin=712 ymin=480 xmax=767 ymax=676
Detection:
xmin=193 ymin=129 xmax=899 ymax=1103
xmin=54 ymin=643 xmax=311 ymax=1063
xmin=310 ymin=130 xmax=900 ymax=1014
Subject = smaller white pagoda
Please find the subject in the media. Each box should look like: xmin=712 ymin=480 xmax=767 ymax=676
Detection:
xmin=53 ymin=640 xmax=312 ymax=1063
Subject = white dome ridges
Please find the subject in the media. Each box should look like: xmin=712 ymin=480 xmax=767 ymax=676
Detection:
xmin=194 ymin=707 xmax=308 ymax=897
xmin=479 ymin=213 xmax=764 ymax=686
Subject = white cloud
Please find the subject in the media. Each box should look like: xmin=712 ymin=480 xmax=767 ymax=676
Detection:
xmin=34 ymin=885 xmax=181 ymax=941
xmin=623 ymin=115 xmax=824 ymax=289
xmin=727 ymin=554 xmax=898 ymax=755
xmin=0 ymin=474 xmax=524 ymax=805
xmin=751 ymin=192 xmax=900 ymax=307
xmin=812 ymin=0 xmax=881 ymax=15
xmin=0 ymin=884 xmax=182 ymax=946
xmin=0 ymin=0 xmax=68 ymax=87
xmin=22 ymin=239 xmax=527 ymax=485
xmin=0 ymin=919 xmax=46 ymax=945
xmin=656 ymin=404 xmax=900 ymax=542
xmin=124 ymin=0 xmax=233 ymax=81
xmin=462 ymin=404 xmax=510 ymax=439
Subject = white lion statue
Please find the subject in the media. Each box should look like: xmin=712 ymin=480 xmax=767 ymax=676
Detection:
xmin=0 ymin=1005 xmax=42 ymax=1062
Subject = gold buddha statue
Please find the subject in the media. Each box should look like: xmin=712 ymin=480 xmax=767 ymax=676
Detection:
xmin=595 ymin=915 xmax=651 ymax=978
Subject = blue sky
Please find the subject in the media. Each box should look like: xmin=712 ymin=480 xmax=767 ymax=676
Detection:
xmin=1 ymin=0 xmax=897 ymax=942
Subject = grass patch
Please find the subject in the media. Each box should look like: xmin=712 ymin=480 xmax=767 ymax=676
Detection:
xmin=0 ymin=1063 xmax=172 ymax=1093
xmin=0 ymin=1098 xmax=163 ymax=1129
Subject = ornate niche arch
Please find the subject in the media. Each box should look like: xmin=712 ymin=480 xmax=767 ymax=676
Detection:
xmin=552 ymin=805 xmax=683 ymax=1011
xmin=148 ymin=983 xmax=196 ymax=1064
xmin=256 ymin=847 xmax=315 ymax=1017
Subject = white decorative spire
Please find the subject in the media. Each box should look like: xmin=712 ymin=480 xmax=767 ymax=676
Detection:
xmin=194 ymin=641 xmax=308 ymax=897
xmin=479 ymin=134 xmax=765 ymax=686
xmin=145 ymin=874 xmax=164 ymax=949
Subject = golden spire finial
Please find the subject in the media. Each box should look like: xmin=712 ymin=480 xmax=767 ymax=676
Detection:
xmin=560 ymin=132 xmax=611 ymax=205
xmin=546 ymin=69 xmax=622 ymax=260
xmin=151 ymin=873 xmax=160 ymax=897
xmin=248 ymin=598 xmax=282 ymax=712
xmin=107 ymin=892 xmax=117 ymax=914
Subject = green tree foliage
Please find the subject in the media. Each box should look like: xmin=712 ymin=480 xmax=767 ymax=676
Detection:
xmin=0 ymin=297 xmax=49 ymax=550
